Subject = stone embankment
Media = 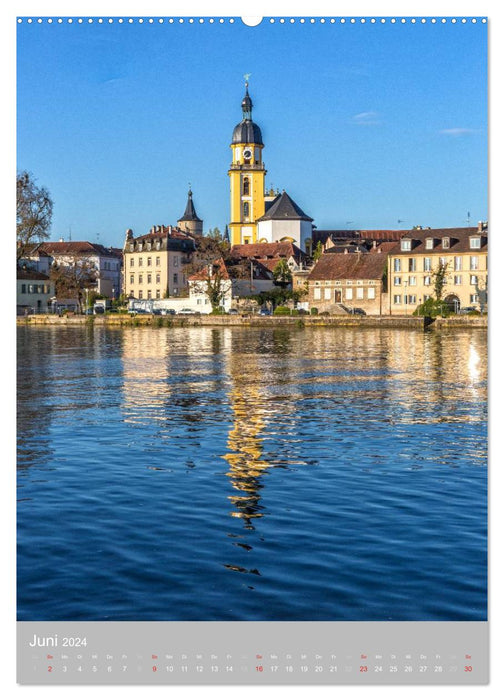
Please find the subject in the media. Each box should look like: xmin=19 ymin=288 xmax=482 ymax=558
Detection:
xmin=17 ymin=314 xmax=487 ymax=329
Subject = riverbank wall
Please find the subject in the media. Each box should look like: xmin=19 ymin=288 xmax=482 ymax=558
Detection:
xmin=17 ymin=314 xmax=487 ymax=329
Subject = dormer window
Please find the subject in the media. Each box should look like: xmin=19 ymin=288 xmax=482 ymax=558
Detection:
xmin=129 ymin=243 xmax=134 ymax=252
xmin=146 ymin=242 xmax=151 ymax=251
xmin=425 ymin=238 xmax=433 ymax=250
xmin=442 ymin=237 xmax=450 ymax=249
xmin=401 ymin=239 xmax=412 ymax=251
xmin=138 ymin=243 xmax=143 ymax=252
xmin=470 ymin=236 xmax=481 ymax=249
xmin=155 ymin=240 xmax=161 ymax=250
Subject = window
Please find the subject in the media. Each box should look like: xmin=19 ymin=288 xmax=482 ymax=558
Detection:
xmin=408 ymin=276 xmax=417 ymax=286
xmin=454 ymin=275 xmax=462 ymax=285
xmin=408 ymin=295 xmax=417 ymax=304
xmin=424 ymin=258 xmax=432 ymax=271
xmin=243 ymin=178 xmax=250 ymax=196
xmin=439 ymin=257 xmax=447 ymax=267
xmin=454 ymin=256 xmax=462 ymax=271
xmin=21 ymin=284 xmax=26 ymax=294
xmin=324 ymin=288 xmax=331 ymax=300
xmin=139 ymin=258 xmax=143 ymax=267
xmin=138 ymin=290 xmax=143 ymax=299
xmin=470 ymin=237 xmax=481 ymax=249
xmin=393 ymin=295 xmax=401 ymax=304
xmin=156 ymin=257 xmax=160 ymax=266
xmin=470 ymin=275 xmax=478 ymax=285
xmin=173 ymin=273 xmax=178 ymax=284
xmin=470 ymin=256 xmax=479 ymax=270
xmin=155 ymin=241 xmax=161 ymax=251
xmin=243 ymin=202 xmax=250 ymax=219
xmin=401 ymin=239 xmax=412 ymax=251
xmin=356 ymin=287 xmax=364 ymax=300
xmin=425 ymin=238 xmax=433 ymax=250
xmin=367 ymin=287 xmax=375 ymax=300
xmin=470 ymin=294 xmax=478 ymax=304
xmin=147 ymin=290 xmax=152 ymax=299
xmin=408 ymin=258 xmax=416 ymax=272
xmin=146 ymin=242 xmax=151 ymax=251
xmin=156 ymin=273 xmax=160 ymax=284
xmin=129 ymin=243 xmax=134 ymax=252
xmin=424 ymin=275 xmax=431 ymax=285
xmin=156 ymin=290 xmax=160 ymax=299
xmin=147 ymin=257 xmax=152 ymax=266
xmin=174 ymin=256 xmax=179 ymax=268
xmin=138 ymin=244 xmax=143 ymax=252
xmin=139 ymin=274 xmax=143 ymax=284
xmin=442 ymin=237 xmax=450 ymax=249
xmin=393 ymin=258 xmax=401 ymax=272
xmin=314 ymin=287 xmax=321 ymax=300
xmin=345 ymin=288 xmax=353 ymax=300
xmin=147 ymin=274 xmax=152 ymax=284
xmin=130 ymin=274 xmax=134 ymax=284
xmin=130 ymin=258 xmax=134 ymax=267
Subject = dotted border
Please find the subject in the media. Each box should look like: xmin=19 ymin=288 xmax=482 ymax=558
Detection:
xmin=16 ymin=17 xmax=488 ymax=25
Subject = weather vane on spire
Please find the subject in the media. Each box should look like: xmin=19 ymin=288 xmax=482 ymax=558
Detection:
xmin=244 ymin=72 xmax=251 ymax=86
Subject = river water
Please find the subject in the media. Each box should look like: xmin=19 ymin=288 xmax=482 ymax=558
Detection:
xmin=17 ymin=325 xmax=487 ymax=621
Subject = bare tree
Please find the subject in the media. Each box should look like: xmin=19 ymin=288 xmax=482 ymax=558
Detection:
xmin=50 ymin=256 xmax=98 ymax=312
xmin=17 ymin=171 xmax=53 ymax=261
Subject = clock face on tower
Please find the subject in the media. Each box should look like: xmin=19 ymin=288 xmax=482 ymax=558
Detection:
xmin=243 ymin=148 xmax=252 ymax=160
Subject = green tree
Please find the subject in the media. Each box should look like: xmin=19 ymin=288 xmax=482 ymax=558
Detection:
xmin=313 ymin=240 xmax=323 ymax=262
xmin=50 ymin=257 xmax=98 ymax=313
xmin=272 ymin=258 xmax=292 ymax=287
xmin=17 ymin=171 xmax=53 ymax=261
xmin=433 ymin=261 xmax=449 ymax=301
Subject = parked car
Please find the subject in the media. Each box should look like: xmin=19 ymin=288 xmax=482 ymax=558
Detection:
xmin=228 ymin=308 xmax=239 ymax=315
xmin=259 ymin=308 xmax=272 ymax=316
xmin=160 ymin=309 xmax=176 ymax=316
xmin=459 ymin=306 xmax=478 ymax=315
xmin=178 ymin=308 xmax=198 ymax=315
xmin=352 ymin=308 xmax=366 ymax=316
xmin=84 ymin=308 xmax=94 ymax=315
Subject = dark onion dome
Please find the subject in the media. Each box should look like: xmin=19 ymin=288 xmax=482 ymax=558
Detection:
xmin=231 ymin=84 xmax=263 ymax=145
xmin=178 ymin=188 xmax=202 ymax=223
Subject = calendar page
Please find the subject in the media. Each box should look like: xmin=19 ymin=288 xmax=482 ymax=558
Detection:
xmin=15 ymin=5 xmax=488 ymax=687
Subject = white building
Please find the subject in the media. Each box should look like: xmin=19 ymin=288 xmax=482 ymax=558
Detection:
xmin=256 ymin=190 xmax=314 ymax=253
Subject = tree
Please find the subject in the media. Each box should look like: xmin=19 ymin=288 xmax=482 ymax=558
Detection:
xmin=272 ymin=258 xmax=292 ymax=287
xmin=313 ymin=240 xmax=323 ymax=262
xmin=50 ymin=256 xmax=98 ymax=312
xmin=17 ymin=171 xmax=53 ymax=261
xmin=433 ymin=261 xmax=449 ymax=301
xmin=189 ymin=258 xmax=230 ymax=312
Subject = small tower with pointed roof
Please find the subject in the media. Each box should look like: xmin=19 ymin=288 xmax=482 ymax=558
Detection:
xmin=228 ymin=78 xmax=267 ymax=246
xmin=177 ymin=187 xmax=203 ymax=236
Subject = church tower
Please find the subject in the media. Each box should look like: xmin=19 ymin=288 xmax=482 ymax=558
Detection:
xmin=228 ymin=80 xmax=266 ymax=246
xmin=177 ymin=187 xmax=203 ymax=236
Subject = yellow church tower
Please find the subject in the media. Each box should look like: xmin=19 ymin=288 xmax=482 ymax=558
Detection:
xmin=228 ymin=80 xmax=266 ymax=246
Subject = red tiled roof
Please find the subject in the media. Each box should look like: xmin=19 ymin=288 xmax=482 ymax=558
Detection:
xmin=230 ymin=242 xmax=304 ymax=260
xmin=39 ymin=241 xmax=119 ymax=256
xmin=188 ymin=258 xmax=230 ymax=281
xmin=308 ymin=252 xmax=388 ymax=281
xmin=17 ymin=267 xmax=50 ymax=280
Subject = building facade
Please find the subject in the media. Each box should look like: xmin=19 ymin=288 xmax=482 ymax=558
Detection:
xmin=36 ymin=241 xmax=122 ymax=298
xmin=307 ymin=251 xmax=389 ymax=315
xmin=17 ymin=268 xmax=55 ymax=315
xmin=387 ymin=225 xmax=488 ymax=314
xmin=123 ymin=226 xmax=196 ymax=301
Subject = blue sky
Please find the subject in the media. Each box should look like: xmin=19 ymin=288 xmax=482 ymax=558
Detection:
xmin=17 ymin=16 xmax=487 ymax=248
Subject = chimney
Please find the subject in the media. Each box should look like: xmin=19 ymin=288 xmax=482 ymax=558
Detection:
xmin=478 ymin=221 xmax=483 ymax=232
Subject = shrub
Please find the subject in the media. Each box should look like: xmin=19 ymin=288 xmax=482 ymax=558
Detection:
xmin=413 ymin=298 xmax=450 ymax=318
xmin=273 ymin=306 xmax=291 ymax=315
xmin=310 ymin=307 xmax=318 ymax=315
xmin=320 ymin=311 xmax=330 ymax=316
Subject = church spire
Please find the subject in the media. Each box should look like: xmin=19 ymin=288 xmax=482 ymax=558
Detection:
xmin=177 ymin=186 xmax=203 ymax=235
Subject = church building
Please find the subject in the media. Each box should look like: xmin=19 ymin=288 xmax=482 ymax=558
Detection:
xmin=228 ymin=81 xmax=313 ymax=251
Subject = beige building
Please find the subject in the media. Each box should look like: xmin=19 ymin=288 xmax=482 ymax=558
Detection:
xmin=123 ymin=226 xmax=196 ymax=300
xmin=307 ymin=251 xmax=389 ymax=315
xmin=387 ymin=224 xmax=488 ymax=314
xmin=17 ymin=267 xmax=55 ymax=315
